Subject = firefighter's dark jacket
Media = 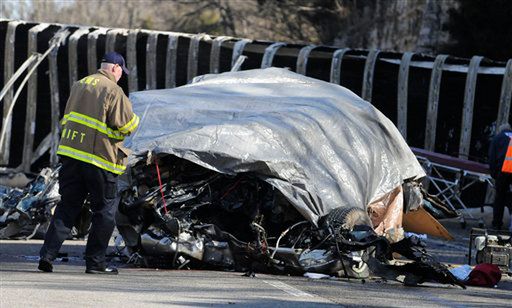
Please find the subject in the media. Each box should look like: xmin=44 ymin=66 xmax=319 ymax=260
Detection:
xmin=57 ymin=69 xmax=139 ymax=175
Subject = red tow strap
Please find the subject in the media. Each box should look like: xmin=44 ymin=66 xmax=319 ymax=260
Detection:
xmin=155 ymin=160 xmax=169 ymax=214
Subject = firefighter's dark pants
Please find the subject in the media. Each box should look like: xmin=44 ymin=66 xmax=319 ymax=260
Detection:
xmin=492 ymin=172 xmax=512 ymax=230
xmin=40 ymin=157 xmax=119 ymax=269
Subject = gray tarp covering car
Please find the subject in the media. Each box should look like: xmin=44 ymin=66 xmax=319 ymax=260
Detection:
xmin=126 ymin=68 xmax=425 ymax=225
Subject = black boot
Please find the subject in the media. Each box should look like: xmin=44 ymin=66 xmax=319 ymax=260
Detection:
xmin=38 ymin=258 xmax=53 ymax=273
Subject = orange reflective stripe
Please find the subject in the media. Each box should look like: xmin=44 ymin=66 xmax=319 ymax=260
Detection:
xmin=502 ymin=139 xmax=512 ymax=173
xmin=503 ymin=161 xmax=512 ymax=173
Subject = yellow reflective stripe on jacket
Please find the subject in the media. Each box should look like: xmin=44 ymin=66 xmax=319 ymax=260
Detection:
xmin=57 ymin=145 xmax=126 ymax=175
xmin=62 ymin=112 xmax=124 ymax=140
xmin=63 ymin=112 xmax=124 ymax=139
xmin=119 ymin=114 xmax=140 ymax=134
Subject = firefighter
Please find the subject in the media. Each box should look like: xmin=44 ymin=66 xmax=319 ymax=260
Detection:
xmin=488 ymin=123 xmax=512 ymax=231
xmin=38 ymin=52 xmax=139 ymax=274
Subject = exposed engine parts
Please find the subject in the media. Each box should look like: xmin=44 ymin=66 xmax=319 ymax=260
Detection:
xmin=115 ymin=154 xmax=464 ymax=288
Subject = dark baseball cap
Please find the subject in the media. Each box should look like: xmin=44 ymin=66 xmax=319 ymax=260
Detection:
xmin=101 ymin=51 xmax=129 ymax=75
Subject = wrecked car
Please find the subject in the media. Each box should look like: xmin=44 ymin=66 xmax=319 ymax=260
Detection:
xmin=115 ymin=68 xmax=463 ymax=287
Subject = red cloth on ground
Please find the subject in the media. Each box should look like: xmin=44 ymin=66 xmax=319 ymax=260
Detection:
xmin=466 ymin=263 xmax=502 ymax=287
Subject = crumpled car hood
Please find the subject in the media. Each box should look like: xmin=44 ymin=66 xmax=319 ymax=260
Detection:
xmin=126 ymin=68 xmax=425 ymax=224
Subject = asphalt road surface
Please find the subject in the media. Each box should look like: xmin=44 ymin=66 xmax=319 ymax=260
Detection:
xmin=1 ymin=237 xmax=511 ymax=307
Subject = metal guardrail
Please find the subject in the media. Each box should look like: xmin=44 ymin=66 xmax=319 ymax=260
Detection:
xmin=0 ymin=28 xmax=69 ymax=172
xmin=1 ymin=19 xmax=511 ymax=173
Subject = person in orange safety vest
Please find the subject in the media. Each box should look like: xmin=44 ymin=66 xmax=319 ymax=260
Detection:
xmin=488 ymin=123 xmax=512 ymax=230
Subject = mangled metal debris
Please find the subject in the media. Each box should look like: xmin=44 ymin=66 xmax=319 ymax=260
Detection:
xmin=0 ymin=167 xmax=60 ymax=239
xmin=0 ymin=166 xmax=92 ymax=239
xmin=115 ymin=154 xmax=463 ymax=288
xmin=112 ymin=68 xmax=464 ymax=287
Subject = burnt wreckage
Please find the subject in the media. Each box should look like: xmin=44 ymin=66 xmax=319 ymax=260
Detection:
xmin=118 ymin=156 xmax=463 ymax=288
xmin=0 ymin=166 xmax=92 ymax=240
xmin=0 ymin=168 xmax=60 ymax=239
xmin=114 ymin=68 xmax=463 ymax=287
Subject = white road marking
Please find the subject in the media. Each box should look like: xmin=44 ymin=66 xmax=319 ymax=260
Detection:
xmin=263 ymin=280 xmax=314 ymax=298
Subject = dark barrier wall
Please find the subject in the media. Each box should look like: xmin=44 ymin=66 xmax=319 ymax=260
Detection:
xmin=1 ymin=20 xmax=511 ymax=176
